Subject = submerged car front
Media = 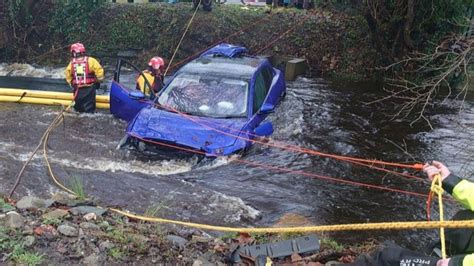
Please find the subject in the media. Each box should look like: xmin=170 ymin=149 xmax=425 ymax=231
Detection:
xmin=126 ymin=69 xmax=253 ymax=157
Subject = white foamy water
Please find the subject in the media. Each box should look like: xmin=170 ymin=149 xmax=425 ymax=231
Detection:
xmin=51 ymin=157 xmax=193 ymax=176
xmin=207 ymin=192 xmax=261 ymax=223
xmin=0 ymin=63 xmax=65 ymax=78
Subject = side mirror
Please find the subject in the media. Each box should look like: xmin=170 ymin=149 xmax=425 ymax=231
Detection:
xmin=259 ymin=103 xmax=275 ymax=114
xmin=129 ymin=90 xmax=145 ymax=100
xmin=254 ymin=122 xmax=274 ymax=137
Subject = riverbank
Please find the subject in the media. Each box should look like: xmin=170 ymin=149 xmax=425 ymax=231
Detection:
xmin=0 ymin=3 xmax=379 ymax=80
xmin=1 ymin=195 xmax=378 ymax=264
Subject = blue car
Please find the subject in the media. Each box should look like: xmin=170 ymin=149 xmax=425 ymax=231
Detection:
xmin=110 ymin=44 xmax=286 ymax=157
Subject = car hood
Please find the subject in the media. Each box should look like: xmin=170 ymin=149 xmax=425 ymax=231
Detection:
xmin=128 ymin=107 xmax=248 ymax=154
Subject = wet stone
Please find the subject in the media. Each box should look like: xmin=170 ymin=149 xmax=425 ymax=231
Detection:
xmin=58 ymin=223 xmax=79 ymax=237
xmin=16 ymin=196 xmax=47 ymax=210
xmin=166 ymin=234 xmax=188 ymax=250
xmin=84 ymin=254 xmax=102 ymax=266
xmin=4 ymin=211 xmax=25 ymax=228
xmin=70 ymin=206 xmax=107 ymax=217
xmin=80 ymin=222 xmax=100 ymax=230
xmin=42 ymin=209 xmax=69 ymax=220
xmin=99 ymin=241 xmax=115 ymax=251
xmin=24 ymin=235 xmax=35 ymax=247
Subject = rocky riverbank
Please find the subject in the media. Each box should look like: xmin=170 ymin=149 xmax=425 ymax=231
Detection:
xmin=1 ymin=195 xmax=377 ymax=265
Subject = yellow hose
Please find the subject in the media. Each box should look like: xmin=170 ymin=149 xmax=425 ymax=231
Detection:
xmin=0 ymin=95 xmax=110 ymax=109
xmin=0 ymin=88 xmax=109 ymax=103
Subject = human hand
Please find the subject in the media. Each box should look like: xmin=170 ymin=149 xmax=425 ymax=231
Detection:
xmin=436 ymin=258 xmax=450 ymax=266
xmin=423 ymin=161 xmax=450 ymax=181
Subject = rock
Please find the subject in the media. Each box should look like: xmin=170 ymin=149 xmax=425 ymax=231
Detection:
xmin=274 ymin=213 xmax=312 ymax=227
xmin=325 ymin=261 xmax=342 ymax=266
xmin=99 ymin=241 xmax=115 ymax=251
xmin=16 ymin=196 xmax=46 ymax=209
xmin=84 ymin=254 xmax=102 ymax=266
xmin=99 ymin=240 xmax=115 ymax=251
xmin=51 ymin=191 xmax=76 ymax=202
xmin=193 ymin=253 xmax=213 ymax=266
xmin=4 ymin=211 xmax=25 ymax=228
xmin=58 ymin=223 xmax=79 ymax=237
xmin=42 ymin=209 xmax=69 ymax=220
xmin=24 ymin=235 xmax=35 ymax=247
xmin=83 ymin=212 xmax=97 ymax=221
xmin=34 ymin=224 xmax=58 ymax=239
xmin=70 ymin=206 xmax=106 ymax=217
xmin=80 ymin=222 xmax=100 ymax=230
xmin=166 ymin=234 xmax=188 ymax=250
xmin=22 ymin=226 xmax=34 ymax=235
xmin=59 ymin=199 xmax=94 ymax=207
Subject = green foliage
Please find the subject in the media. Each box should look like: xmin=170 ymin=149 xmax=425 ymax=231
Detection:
xmin=0 ymin=228 xmax=44 ymax=265
xmin=10 ymin=245 xmax=44 ymax=266
xmin=108 ymin=247 xmax=126 ymax=259
xmin=48 ymin=0 xmax=104 ymax=44
xmin=320 ymin=237 xmax=344 ymax=252
xmin=69 ymin=176 xmax=87 ymax=200
xmin=0 ymin=198 xmax=15 ymax=212
xmin=219 ymin=232 xmax=239 ymax=241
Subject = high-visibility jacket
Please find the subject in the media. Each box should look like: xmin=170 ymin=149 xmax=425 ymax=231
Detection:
xmin=442 ymin=175 xmax=474 ymax=266
xmin=136 ymin=70 xmax=155 ymax=96
xmin=136 ymin=70 xmax=163 ymax=96
xmin=65 ymin=56 xmax=104 ymax=88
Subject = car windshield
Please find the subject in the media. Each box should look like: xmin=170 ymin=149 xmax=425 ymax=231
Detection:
xmin=157 ymin=73 xmax=249 ymax=118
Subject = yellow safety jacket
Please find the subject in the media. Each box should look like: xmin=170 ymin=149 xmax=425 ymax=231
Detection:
xmin=136 ymin=70 xmax=156 ymax=96
xmin=443 ymin=175 xmax=474 ymax=266
xmin=65 ymin=57 xmax=104 ymax=88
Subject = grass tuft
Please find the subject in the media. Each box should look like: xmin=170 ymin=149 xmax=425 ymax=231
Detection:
xmin=69 ymin=176 xmax=87 ymax=200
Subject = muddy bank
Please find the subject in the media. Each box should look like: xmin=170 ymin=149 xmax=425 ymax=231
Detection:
xmin=1 ymin=195 xmax=377 ymax=264
xmin=0 ymin=3 xmax=378 ymax=79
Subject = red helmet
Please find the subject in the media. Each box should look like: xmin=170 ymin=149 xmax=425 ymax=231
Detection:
xmin=148 ymin=57 xmax=165 ymax=70
xmin=70 ymin=43 xmax=86 ymax=54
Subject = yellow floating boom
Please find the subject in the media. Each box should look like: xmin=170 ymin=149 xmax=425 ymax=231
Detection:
xmin=0 ymin=95 xmax=110 ymax=109
xmin=0 ymin=88 xmax=109 ymax=103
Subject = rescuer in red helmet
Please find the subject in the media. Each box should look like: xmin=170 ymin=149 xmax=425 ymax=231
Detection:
xmin=136 ymin=56 xmax=165 ymax=98
xmin=65 ymin=42 xmax=104 ymax=113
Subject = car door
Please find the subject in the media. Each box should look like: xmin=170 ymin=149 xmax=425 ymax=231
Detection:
xmin=246 ymin=69 xmax=271 ymax=131
xmin=109 ymin=81 xmax=150 ymax=122
xmin=261 ymin=65 xmax=285 ymax=106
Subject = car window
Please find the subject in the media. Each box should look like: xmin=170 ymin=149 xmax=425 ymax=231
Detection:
xmin=262 ymin=67 xmax=273 ymax=91
xmin=253 ymin=71 xmax=269 ymax=113
xmin=158 ymin=73 xmax=249 ymax=118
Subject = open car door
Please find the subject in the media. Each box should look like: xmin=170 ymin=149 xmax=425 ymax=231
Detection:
xmin=110 ymin=59 xmax=153 ymax=122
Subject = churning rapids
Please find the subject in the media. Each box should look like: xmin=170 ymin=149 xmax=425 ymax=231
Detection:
xmin=1 ymin=63 xmax=472 ymax=250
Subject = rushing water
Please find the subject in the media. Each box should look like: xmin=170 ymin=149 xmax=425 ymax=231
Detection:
xmin=0 ymin=64 xmax=472 ymax=250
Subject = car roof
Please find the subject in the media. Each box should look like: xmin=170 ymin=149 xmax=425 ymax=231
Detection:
xmin=178 ymin=56 xmax=266 ymax=79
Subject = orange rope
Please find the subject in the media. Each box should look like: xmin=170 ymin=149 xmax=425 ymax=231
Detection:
xmin=158 ymin=103 xmax=424 ymax=172
xmin=129 ymin=133 xmax=429 ymax=199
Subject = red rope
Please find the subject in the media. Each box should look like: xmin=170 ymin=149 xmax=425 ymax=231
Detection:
xmin=157 ymin=103 xmax=424 ymax=173
xmin=128 ymin=133 xmax=428 ymax=199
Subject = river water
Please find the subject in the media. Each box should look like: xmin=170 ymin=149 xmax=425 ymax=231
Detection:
xmin=0 ymin=63 xmax=472 ymax=250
